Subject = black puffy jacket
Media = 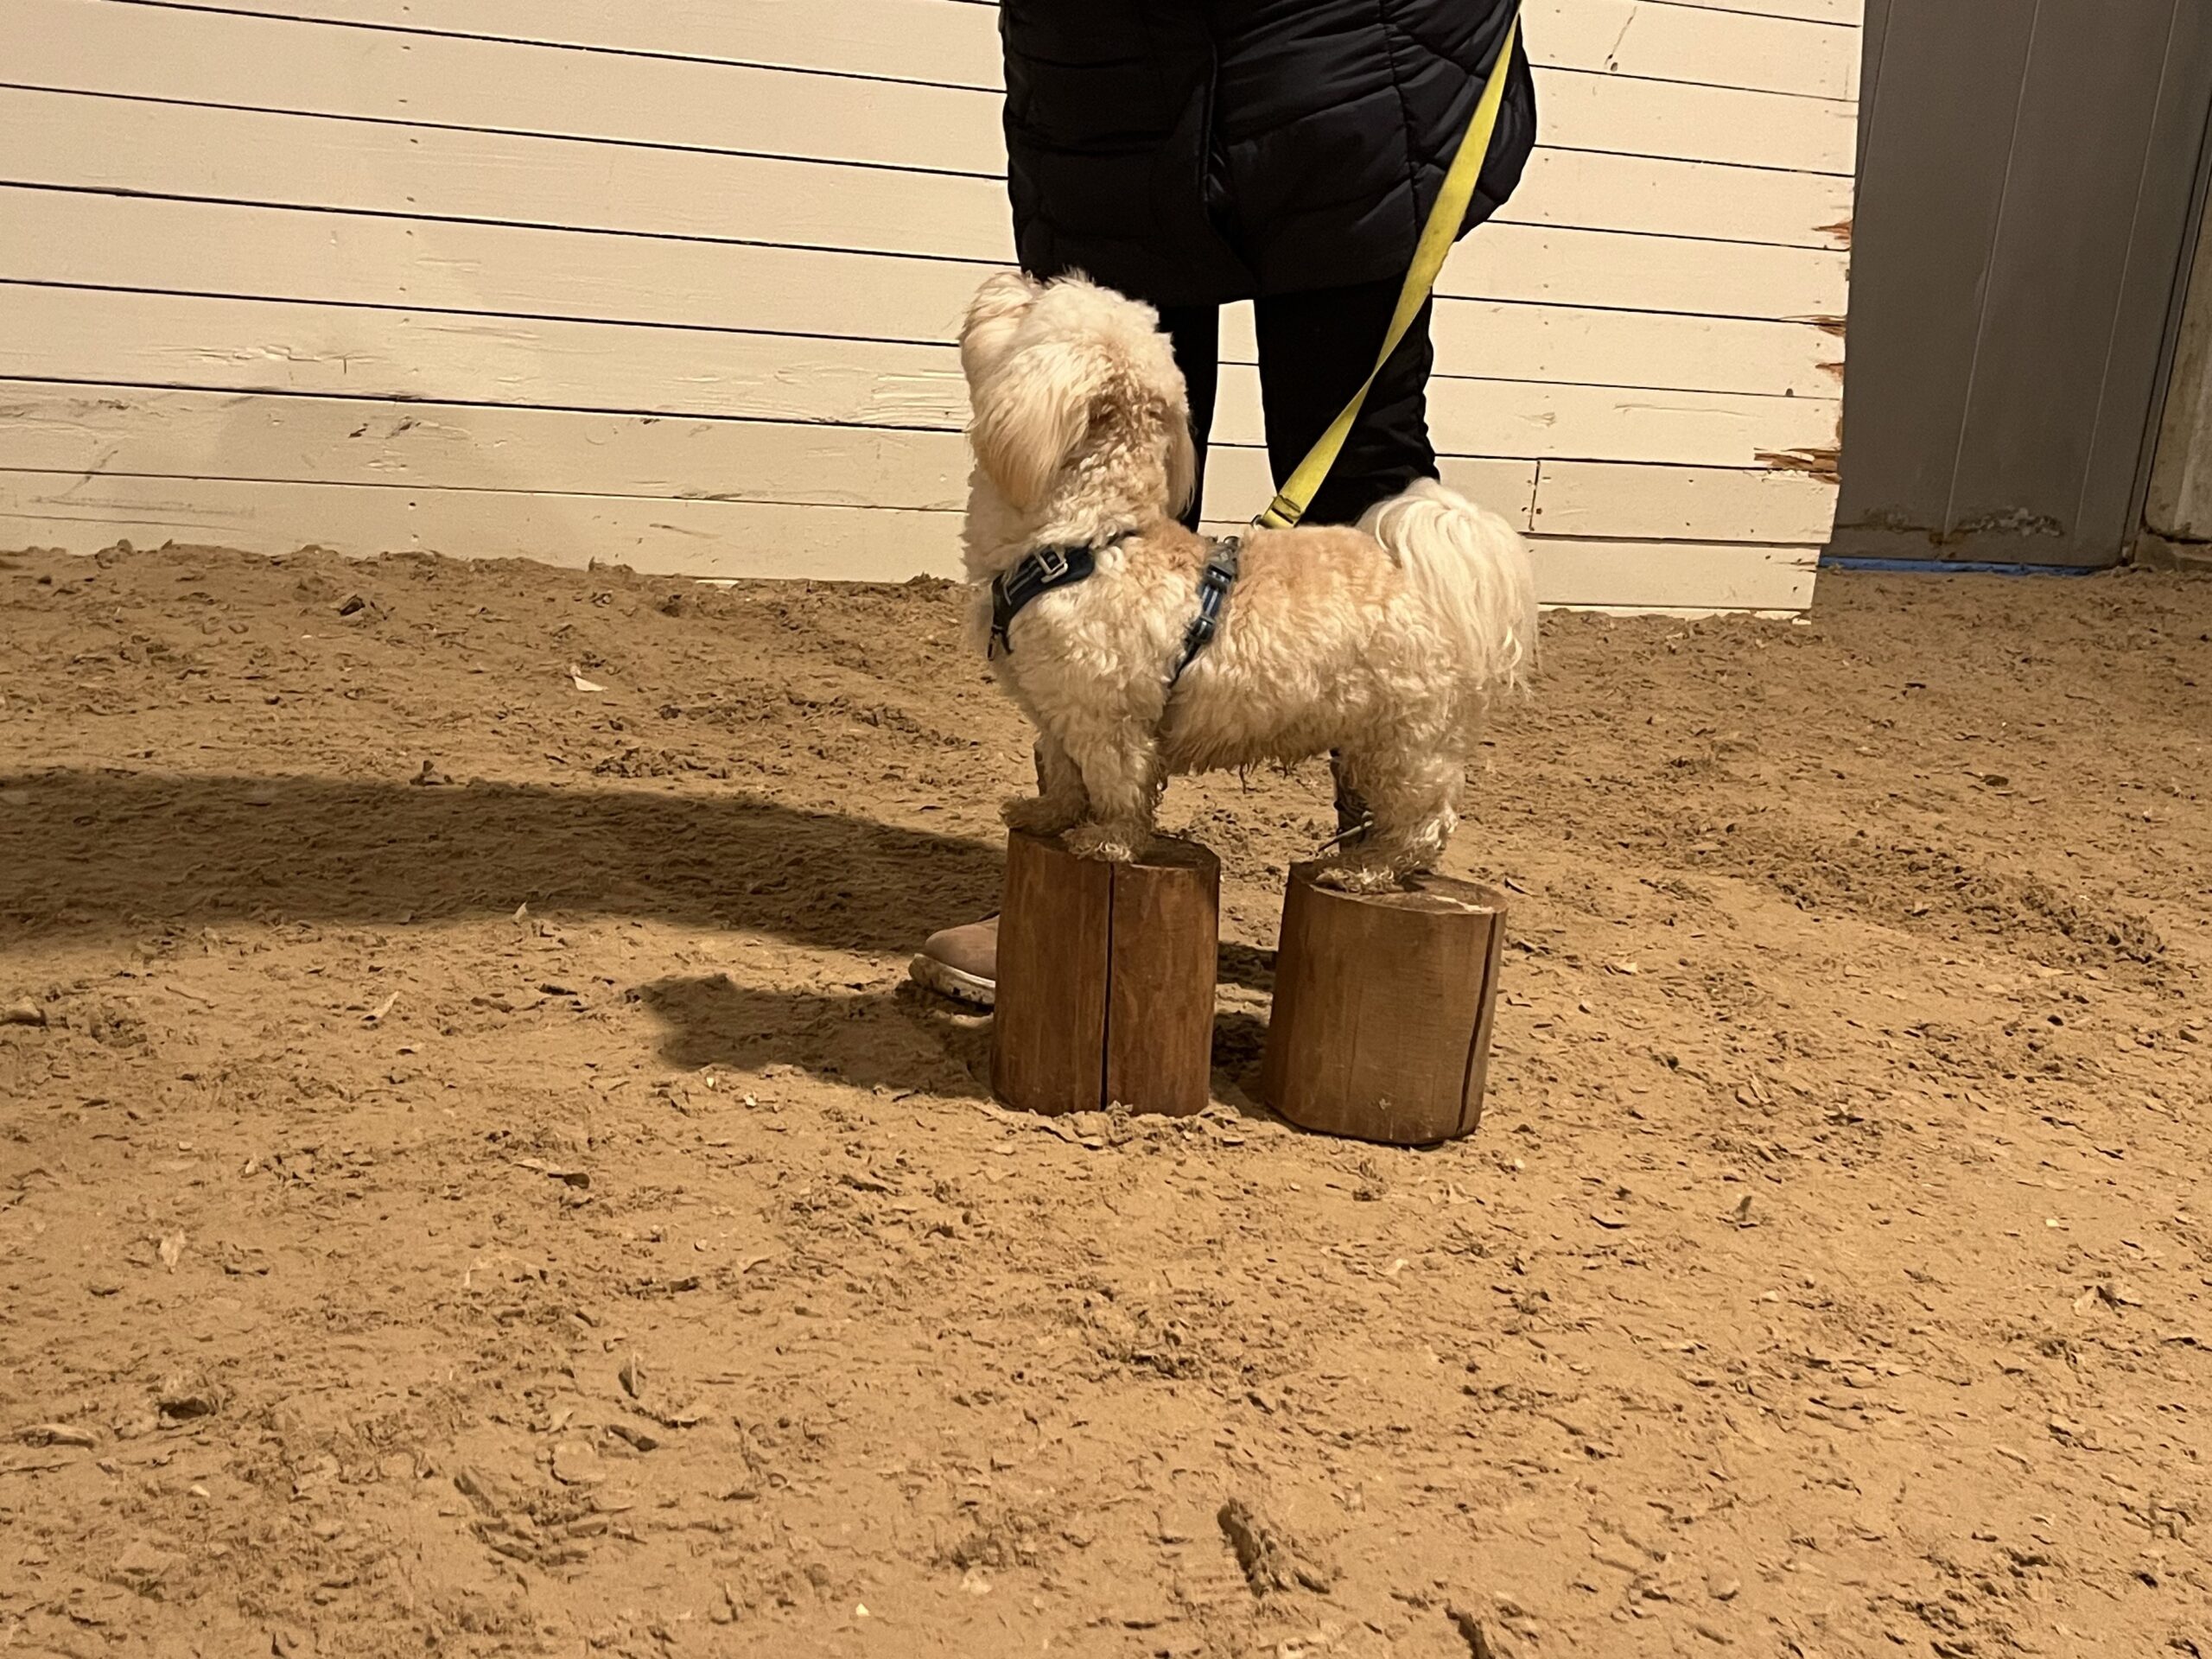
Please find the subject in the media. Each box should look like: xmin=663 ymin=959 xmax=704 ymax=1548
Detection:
xmin=1000 ymin=0 xmax=1536 ymax=308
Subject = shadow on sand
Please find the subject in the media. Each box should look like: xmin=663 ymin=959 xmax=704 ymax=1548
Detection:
xmin=0 ymin=770 xmax=1279 ymax=1093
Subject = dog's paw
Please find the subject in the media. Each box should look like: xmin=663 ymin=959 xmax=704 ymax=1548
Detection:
xmin=1002 ymin=795 xmax=1081 ymax=836
xmin=1315 ymin=861 xmax=1409 ymax=896
xmin=1064 ymin=823 xmax=1140 ymax=863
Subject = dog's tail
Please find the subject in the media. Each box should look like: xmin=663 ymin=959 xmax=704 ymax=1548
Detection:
xmin=1360 ymin=477 xmax=1539 ymax=700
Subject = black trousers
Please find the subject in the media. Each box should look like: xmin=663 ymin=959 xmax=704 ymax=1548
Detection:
xmin=1159 ymin=275 xmax=1440 ymax=531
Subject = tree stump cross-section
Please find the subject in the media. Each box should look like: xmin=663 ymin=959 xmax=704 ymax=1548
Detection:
xmin=990 ymin=830 xmax=1220 ymax=1117
xmin=1260 ymin=863 xmax=1507 ymax=1145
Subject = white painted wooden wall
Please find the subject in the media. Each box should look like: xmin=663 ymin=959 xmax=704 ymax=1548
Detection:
xmin=0 ymin=0 xmax=1859 ymax=612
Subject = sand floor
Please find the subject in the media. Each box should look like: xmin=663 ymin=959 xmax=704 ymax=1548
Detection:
xmin=0 ymin=543 xmax=2207 ymax=1658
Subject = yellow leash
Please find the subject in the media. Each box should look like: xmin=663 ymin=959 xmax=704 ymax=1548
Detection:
xmin=1253 ymin=10 xmax=1522 ymax=531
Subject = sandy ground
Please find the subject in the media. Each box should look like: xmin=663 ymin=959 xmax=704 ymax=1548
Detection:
xmin=0 ymin=542 xmax=2207 ymax=1659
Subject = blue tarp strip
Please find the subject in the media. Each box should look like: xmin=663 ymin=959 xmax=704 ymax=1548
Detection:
xmin=1818 ymin=556 xmax=2102 ymax=577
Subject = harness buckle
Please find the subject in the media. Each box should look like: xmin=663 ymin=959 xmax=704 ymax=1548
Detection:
xmin=988 ymin=539 xmax=1109 ymax=663
xmin=1167 ymin=536 xmax=1242 ymax=689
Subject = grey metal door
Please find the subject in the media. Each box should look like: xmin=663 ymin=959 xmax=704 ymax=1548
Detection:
xmin=1835 ymin=1 xmax=2212 ymax=567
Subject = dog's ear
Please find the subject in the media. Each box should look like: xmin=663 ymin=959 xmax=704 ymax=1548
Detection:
xmin=960 ymin=270 xmax=1040 ymax=388
xmin=1164 ymin=407 xmax=1198 ymax=519
xmin=969 ymin=340 xmax=1096 ymax=511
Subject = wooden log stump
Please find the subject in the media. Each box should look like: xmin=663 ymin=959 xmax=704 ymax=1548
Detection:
xmin=991 ymin=830 xmax=1220 ymax=1117
xmin=1260 ymin=864 xmax=1507 ymax=1145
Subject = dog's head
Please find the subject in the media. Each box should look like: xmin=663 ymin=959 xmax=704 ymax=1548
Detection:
xmin=958 ymin=272 xmax=1198 ymax=524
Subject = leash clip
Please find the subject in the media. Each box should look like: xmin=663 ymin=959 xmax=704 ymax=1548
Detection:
xmin=1169 ymin=536 xmax=1242 ymax=688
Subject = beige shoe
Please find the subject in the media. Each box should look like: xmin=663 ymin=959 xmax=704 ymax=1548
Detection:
xmin=910 ymin=915 xmax=999 ymax=1008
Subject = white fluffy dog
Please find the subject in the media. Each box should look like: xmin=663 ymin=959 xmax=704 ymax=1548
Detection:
xmin=961 ymin=271 xmax=1536 ymax=891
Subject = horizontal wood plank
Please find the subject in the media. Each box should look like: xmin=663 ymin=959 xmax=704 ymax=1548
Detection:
xmin=0 ymin=169 xmax=1847 ymax=331
xmin=0 ymin=287 xmax=1842 ymax=467
xmin=1522 ymin=537 xmax=1820 ymax=609
xmin=0 ymin=193 xmax=1840 ymax=397
xmin=2 ymin=385 xmax=1840 ymax=547
xmin=0 ymin=382 xmax=976 ymax=510
xmin=1446 ymin=226 xmax=1847 ymax=319
xmin=64 ymin=0 xmax=1849 ymax=179
xmin=0 ymin=185 xmax=991 ymax=350
xmin=0 ymin=383 xmax=1560 ymax=533
xmin=0 ymin=466 xmax=968 ymax=580
xmin=1347 ymin=372 xmax=1841 ymax=470
xmin=1264 ymin=301 xmax=1839 ymax=398
xmin=122 ymin=0 xmax=1856 ymax=104
xmin=0 ymin=85 xmax=1847 ymax=258
xmin=1509 ymin=147 xmax=1851 ymax=249
xmin=1661 ymin=0 xmax=1860 ymax=25
xmin=2 ymin=0 xmax=1012 ymax=176
xmin=8 ymin=0 xmax=1853 ymax=182
xmin=0 ymin=283 xmax=970 ymax=429
xmin=1194 ymin=447 xmax=1540 ymax=530
xmin=0 ymin=86 xmax=1014 ymax=262
xmin=1529 ymin=0 xmax=1857 ymax=101
xmin=0 ymin=185 xmax=1849 ymax=334
xmin=1181 ymin=519 xmax=1819 ymax=610
xmin=1 ymin=469 xmax=1815 ymax=609
xmin=1532 ymin=458 xmax=1840 ymax=542
xmin=1533 ymin=65 xmax=1853 ymax=175
xmin=115 ymin=0 xmax=1010 ymax=86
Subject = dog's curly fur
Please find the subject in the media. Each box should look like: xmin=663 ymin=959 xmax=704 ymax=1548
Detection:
xmin=961 ymin=271 xmax=1536 ymax=890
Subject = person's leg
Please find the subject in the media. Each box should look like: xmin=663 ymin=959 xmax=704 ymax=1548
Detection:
xmin=1254 ymin=278 xmax=1443 ymax=836
xmin=1253 ymin=277 xmax=1440 ymax=529
xmin=1157 ymin=302 xmax=1220 ymax=531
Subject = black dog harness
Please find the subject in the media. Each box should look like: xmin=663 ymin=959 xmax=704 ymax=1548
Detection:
xmin=988 ymin=540 xmax=1099 ymax=658
xmin=988 ymin=533 xmax=1241 ymax=686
